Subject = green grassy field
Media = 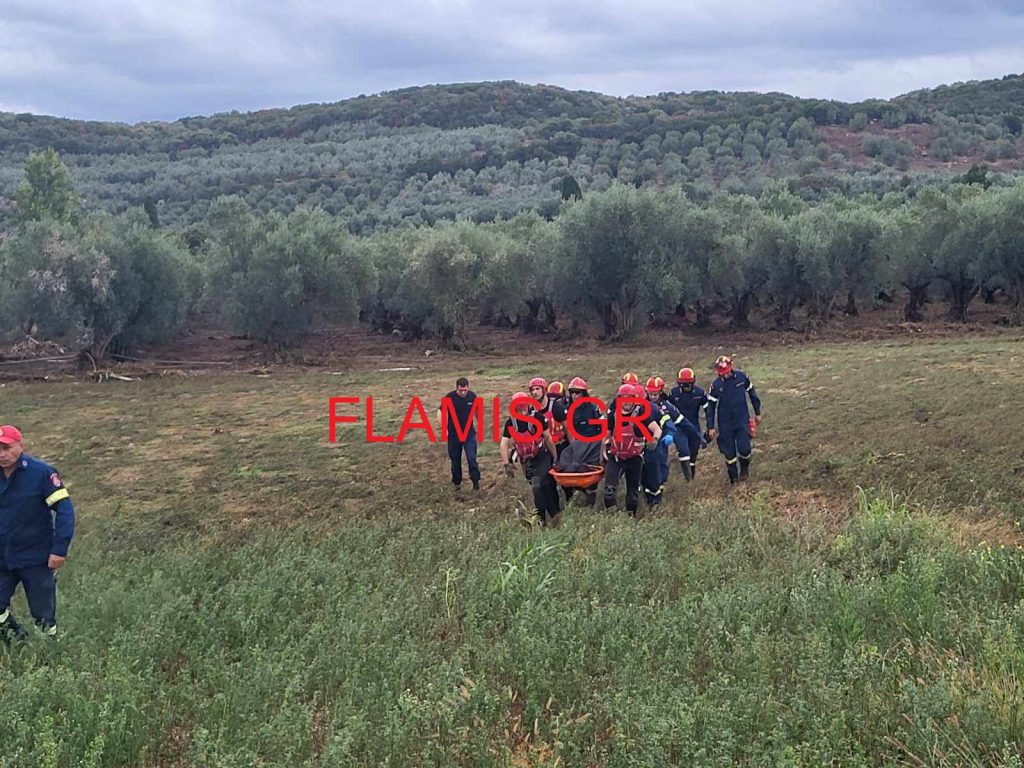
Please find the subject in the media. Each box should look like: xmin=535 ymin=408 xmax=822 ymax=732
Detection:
xmin=1 ymin=334 xmax=1023 ymax=766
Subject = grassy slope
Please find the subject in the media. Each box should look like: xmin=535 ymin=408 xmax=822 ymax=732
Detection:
xmin=0 ymin=334 xmax=1022 ymax=766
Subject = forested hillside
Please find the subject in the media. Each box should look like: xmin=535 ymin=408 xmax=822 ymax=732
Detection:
xmin=1 ymin=77 xmax=1022 ymax=233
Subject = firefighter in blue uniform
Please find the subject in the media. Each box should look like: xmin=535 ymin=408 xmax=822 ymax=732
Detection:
xmin=668 ymin=367 xmax=708 ymax=481
xmin=641 ymin=377 xmax=680 ymax=507
xmin=0 ymin=425 xmax=75 ymax=643
xmin=649 ymin=375 xmax=703 ymax=484
xmin=705 ymin=356 xmax=762 ymax=484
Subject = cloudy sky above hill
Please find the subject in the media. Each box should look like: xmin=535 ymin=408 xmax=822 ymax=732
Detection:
xmin=1 ymin=0 xmax=1022 ymax=123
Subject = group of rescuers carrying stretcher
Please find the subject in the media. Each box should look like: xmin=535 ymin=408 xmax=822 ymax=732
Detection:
xmin=437 ymin=355 xmax=763 ymax=526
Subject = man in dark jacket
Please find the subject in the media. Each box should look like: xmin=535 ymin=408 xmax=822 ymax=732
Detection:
xmin=436 ymin=377 xmax=481 ymax=494
xmin=0 ymin=425 xmax=75 ymax=642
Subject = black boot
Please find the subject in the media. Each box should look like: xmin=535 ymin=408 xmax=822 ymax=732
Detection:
xmin=679 ymin=458 xmax=693 ymax=482
xmin=739 ymin=458 xmax=750 ymax=481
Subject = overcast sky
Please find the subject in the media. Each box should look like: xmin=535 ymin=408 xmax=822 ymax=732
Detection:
xmin=1 ymin=0 xmax=1022 ymax=124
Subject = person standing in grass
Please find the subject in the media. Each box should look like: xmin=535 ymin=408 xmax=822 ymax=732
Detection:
xmin=668 ymin=367 xmax=708 ymax=480
xmin=500 ymin=392 xmax=560 ymax=526
xmin=437 ymin=377 xmax=481 ymax=494
xmin=706 ymin=356 xmax=762 ymax=484
xmin=0 ymin=425 xmax=75 ymax=643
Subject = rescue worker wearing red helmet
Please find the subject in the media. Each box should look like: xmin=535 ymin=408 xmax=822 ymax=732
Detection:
xmin=706 ymin=355 xmax=762 ymax=484
xmin=645 ymin=375 xmax=703 ymax=487
xmin=667 ymin=367 xmax=709 ymax=481
xmin=546 ymin=381 xmax=573 ymax=503
xmin=552 ymin=376 xmax=604 ymax=507
xmin=603 ymin=383 xmax=662 ymax=517
xmin=500 ymin=391 xmax=560 ymax=525
xmin=607 ymin=372 xmax=640 ymax=408
xmin=640 ymin=376 xmax=679 ymax=507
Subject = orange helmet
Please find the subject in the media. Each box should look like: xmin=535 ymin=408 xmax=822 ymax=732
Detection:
xmin=528 ymin=377 xmax=547 ymax=390
xmin=645 ymin=376 xmax=665 ymax=394
xmin=567 ymin=376 xmax=588 ymax=392
xmin=677 ymin=367 xmax=695 ymax=383
xmin=547 ymin=381 xmax=565 ymax=396
xmin=621 ymin=372 xmax=639 ymax=385
xmin=715 ymin=355 xmax=733 ymax=376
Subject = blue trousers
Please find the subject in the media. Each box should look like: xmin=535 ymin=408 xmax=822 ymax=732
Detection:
xmin=447 ymin=437 xmax=480 ymax=486
xmin=641 ymin=448 xmax=667 ymax=505
xmin=0 ymin=562 xmax=56 ymax=629
xmin=716 ymin=422 xmax=752 ymax=481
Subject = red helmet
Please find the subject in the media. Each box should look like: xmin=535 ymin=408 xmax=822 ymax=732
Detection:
xmin=645 ymin=376 xmax=665 ymax=394
xmin=715 ymin=355 xmax=733 ymax=376
xmin=567 ymin=376 xmax=588 ymax=392
xmin=631 ymin=383 xmax=646 ymax=398
xmin=511 ymin=391 xmax=531 ymax=413
xmin=621 ymin=372 xmax=639 ymax=385
xmin=528 ymin=377 xmax=548 ymax=390
xmin=677 ymin=367 xmax=695 ymax=383
xmin=547 ymin=381 xmax=565 ymax=396
xmin=617 ymin=383 xmax=636 ymax=397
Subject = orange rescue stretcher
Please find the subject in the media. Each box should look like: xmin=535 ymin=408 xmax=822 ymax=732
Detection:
xmin=548 ymin=464 xmax=605 ymax=489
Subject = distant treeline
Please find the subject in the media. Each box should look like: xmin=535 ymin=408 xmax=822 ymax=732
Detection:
xmin=0 ymin=78 xmax=1022 ymax=234
xmin=1 ymin=148 xmax=1022 ymax=358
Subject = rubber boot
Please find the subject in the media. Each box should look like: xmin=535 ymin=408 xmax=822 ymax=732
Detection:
xmin=739 ymin=457 xmax=750 ymax=481
xmin=679 ymin=458 xmax=693 ymax=482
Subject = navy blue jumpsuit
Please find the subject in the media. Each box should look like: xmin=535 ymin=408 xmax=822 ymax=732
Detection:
xmin=668 ymin=383 xmax=707 ymax=475
xmin=705 ymin=370 xmax=762 ymax=483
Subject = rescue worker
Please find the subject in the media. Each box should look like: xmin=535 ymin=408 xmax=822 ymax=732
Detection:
xmin=500 ymin=392 xmax=560 ymax=525
xmin=640 ymin=377 xmax=678 ymax=508
xmin=436 ymin=377 xmax=481 ymax=494
xmin=608 ymin=372 xmax=640 ymax=406
xmin=528 ymin=377 xmax=550 ymax=416
xmin=667 ymin=367 xmax=708 ymax=480
xmin=705 ymin=356 xmax=762 ymax=484
xmin=546 ymin=381 xmax=573 ymax=503
xmin=554 ymin=377 xmax=604 ymax=507
xmin=646 ymin=375 xmax=704 ymax=492
xmin=603 ymin=383 xmax=662 ymax=517
xmin=0 ymin=425 xmax=75 ymax=643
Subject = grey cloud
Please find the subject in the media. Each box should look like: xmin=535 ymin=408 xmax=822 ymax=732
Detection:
xmin=0 ymin=0 xmax=1022 ymax=122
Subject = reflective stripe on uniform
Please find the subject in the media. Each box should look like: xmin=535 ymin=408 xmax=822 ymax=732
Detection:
xmin=45 ymin=488 xmax=70 ymax=506
xmin=745 ymin=380 xmax=753 ymax=391
xmin=659 ymin=414 xmax=670 ymax=426
xmin=43 ymin=625 xmax=57 ymax=636
xmin=726 ymin=457 xmax=738 ymax=464
xmin=0 ymin=609 xmax=9 ymax=624
xmin=707 ymin=394 xmax=719 ymax=403
xmin=738 ymin=452 xmax=751 ymax=460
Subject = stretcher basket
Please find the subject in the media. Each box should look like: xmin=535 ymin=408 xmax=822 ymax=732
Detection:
xmin=548 ymin=465 xmax=604 ymax=488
